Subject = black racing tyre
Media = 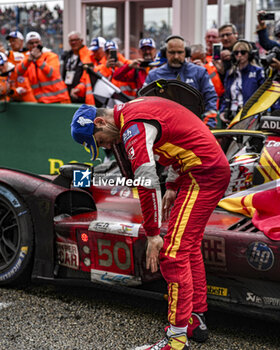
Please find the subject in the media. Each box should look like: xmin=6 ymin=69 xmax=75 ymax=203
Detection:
xmin=0 ymin=184 xmax=34 ymax=286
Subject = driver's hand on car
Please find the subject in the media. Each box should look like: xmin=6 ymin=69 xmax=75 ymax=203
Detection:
xmin=146 ymin=235 xmax=164 ymax=273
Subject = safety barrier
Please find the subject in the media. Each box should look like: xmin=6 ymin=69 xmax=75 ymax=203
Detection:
xmin=0 ymin=102 xmax=104 ymax=174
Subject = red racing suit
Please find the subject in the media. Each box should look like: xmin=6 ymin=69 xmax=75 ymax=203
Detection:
xmin=114 ymin=96 xmax=230 ymax=327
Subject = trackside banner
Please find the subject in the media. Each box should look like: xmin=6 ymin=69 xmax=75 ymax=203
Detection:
xmin=0 ymin=102 xmax=104 ymax=174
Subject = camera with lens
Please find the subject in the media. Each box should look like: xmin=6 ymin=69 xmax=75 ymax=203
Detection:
xmin=260 ymin=46 xmax=280 ymax=67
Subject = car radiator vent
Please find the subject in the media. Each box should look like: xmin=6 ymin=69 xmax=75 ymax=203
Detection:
xmin=228 ymin=217 xmax=260 ymax=233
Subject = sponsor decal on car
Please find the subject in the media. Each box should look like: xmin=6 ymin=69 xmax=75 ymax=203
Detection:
xmin=0 ymin=246 xmax=28 ymax=281
xmin=266 ymin=140 xmax=280 ymax=147
xmin=91 ymin=269 xmax=141 ymax=286
xmin=0 ymin=185 xmax=21 ymax=208
xmin=88 ymin=221 xmax=140 ymax=237
xmin=207 ymin=285 xmax=228 ymax=297
xmin=57 ymin=242 xmax=79 ymax=270
xmin=246 ymin=241 xmax=274 ymax=271
xmin=202 ymin=236 xmax=226 ymax=268
xmin=246 ymin=292 xmax=280 ymax=307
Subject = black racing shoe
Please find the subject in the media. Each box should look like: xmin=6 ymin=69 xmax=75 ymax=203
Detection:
xmin=187 ymin=312 xmax=209 ymax=343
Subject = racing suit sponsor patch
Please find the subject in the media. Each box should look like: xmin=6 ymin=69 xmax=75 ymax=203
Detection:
xmin=122 ymin=124 xmax=140 ymax=145
xmin=127 ymin=146 xmax=135 ymax=160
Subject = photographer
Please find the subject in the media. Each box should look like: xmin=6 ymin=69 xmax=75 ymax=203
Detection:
xmin=219 ymin=40 xmax=265 ymax=124
xmin=112 ymin=38 xmax=157 ymax=91
xmin=16 ymin=31 xmax=70 ymax=104
xmin=213 ymin=23 xmax=239 ymax=81
xmin=257 ymin=11 xmax=280 ymax=51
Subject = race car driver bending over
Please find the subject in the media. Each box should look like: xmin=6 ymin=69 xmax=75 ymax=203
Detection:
xmin=71 ymin=97 xmax=230 ymax=350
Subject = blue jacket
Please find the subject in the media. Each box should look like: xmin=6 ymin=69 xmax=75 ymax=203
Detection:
xmin=144 ymin=61 xmax=218 ymax=114
xmin=220 ymin=63 xmax=265 ymax=113
xmin=257 ymin=28 xmax=280 ymax=51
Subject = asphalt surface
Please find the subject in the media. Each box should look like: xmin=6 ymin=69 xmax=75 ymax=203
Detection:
xmin=0 ymin=283 xmax=279 ymax=350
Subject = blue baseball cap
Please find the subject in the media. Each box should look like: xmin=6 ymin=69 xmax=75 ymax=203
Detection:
xmin=6 ymin=31 xmax=24 ymax=40
xmin=104 ymin=40 xmax=118 ymax=51
xmin=139 ymin=38 xmax=156 ymax=49
xmin=89 ymin=37 xmax=106 ymax=51
xmin=71 ymin=104 xmax=99 ymax=161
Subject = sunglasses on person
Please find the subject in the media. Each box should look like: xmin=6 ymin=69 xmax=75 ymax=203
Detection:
xmin=233 ymin=50 xmax=248 ymax=56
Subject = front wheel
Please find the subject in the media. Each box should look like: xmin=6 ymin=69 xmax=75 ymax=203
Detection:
xmin=0 ymin=184 xmax=34 ymax=286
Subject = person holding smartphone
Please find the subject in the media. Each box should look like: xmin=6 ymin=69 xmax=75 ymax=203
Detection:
xmin=94 ymin=40 xmax=137 ymax=97
xmin=112 ymin=38 xmax=157 ymax=92
xmin=257 ymin=11 xmax=280 ymax=51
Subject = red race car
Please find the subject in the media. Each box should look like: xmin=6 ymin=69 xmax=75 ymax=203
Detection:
xmin=1 ymin=80 xmax=280 ymax=321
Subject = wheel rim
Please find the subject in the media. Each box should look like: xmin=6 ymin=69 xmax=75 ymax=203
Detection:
xmin=0 ymin=196 xmax=21 ymax=271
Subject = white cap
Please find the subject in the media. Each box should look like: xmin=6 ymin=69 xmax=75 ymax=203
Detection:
xmin=6 ymin=31 xmax=24 ymax=41
xmin=89 ymin=37 xmax=106 ymax=51
xmin=26 ymin=31 xmax=41 ymax=43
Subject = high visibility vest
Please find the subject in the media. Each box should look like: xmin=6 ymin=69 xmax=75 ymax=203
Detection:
xmin=94 ymin=53 xmax=137 ymax=97
xmin=7 ymin=50 xmax=27 ymax=66
xmin=75 ymin=68 xmax=95 ymax=105
xmin=205 ymin=56 xmax=224 ymax=98
xmin=0 ymin=63 xmax=36 ymax=102
xmin=16 ymin=50 xmax=70 ymax=103
xmin=72 ymin=46 xmax=95 ymax=105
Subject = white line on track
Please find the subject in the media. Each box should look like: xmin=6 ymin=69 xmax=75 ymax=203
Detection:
xmin=132 ymin=346 xmax=151 ymax=350
xmin=0 ymin=302 xmax=12 ymax=310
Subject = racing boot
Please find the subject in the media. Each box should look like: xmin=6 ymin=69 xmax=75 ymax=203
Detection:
xmin=187 ymin=312 xmax=208 ymax=343
xmin=141 ymin=326 xmax=190 ymax=350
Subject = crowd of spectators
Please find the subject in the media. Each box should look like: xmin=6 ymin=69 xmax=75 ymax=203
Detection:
xmin=0 ymin=6 xmax=280 ymax=129
xmin=0 ymin=4 xmax=63 ymax=55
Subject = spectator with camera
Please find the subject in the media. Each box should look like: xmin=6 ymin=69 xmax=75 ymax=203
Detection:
xmin=112 ymin=38 xmax=157 ymax=91
xmin=219 ymin=40 xmax=265 ymax=124
xmin=257 ymin=11 xmax=280 ymax=51
xmin=0 ymin=52 xmax=36 ymax=102
xmin=145 ymin=35 xmax=218 ymax=128
xmin=205 ymin=28 xmax=220 ymax=58
xmin=62 ymin=31 xmax=92 ymax=103
xmin=16 ymin=31 xmax=70 ymax=103
xmin=213 ymin=23 xmax=239 ymax=80
xmin=94 ymin=40 xmax=136 ymax=97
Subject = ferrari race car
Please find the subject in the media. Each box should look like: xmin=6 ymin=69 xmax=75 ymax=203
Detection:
xmin=1 ymin=79 xmax=280 ymax=322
